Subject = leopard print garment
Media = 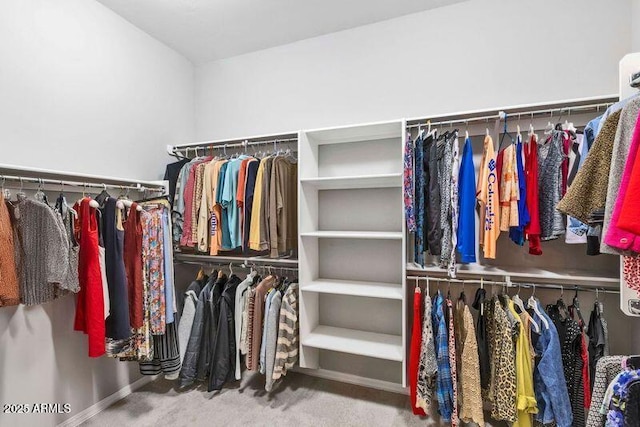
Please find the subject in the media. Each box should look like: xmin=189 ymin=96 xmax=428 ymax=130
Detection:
xmin=483 ymin=299 xmax=496 ymax=402
xmin=491 ymin=300 xmax=518 ymax=423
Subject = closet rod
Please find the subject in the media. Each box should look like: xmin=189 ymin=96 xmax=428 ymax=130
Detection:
xmin=0 ymin=175 xmax=161 ymax=193
xmin=0 ymin=163 xmax=166 ymax=192
xmin=170 ymin=135 xmax=298 ymax=152
xmin=406 ymin=100 xmax=616 ymax=129
xmin=174 ymin=253 xmax=299 ymax=266
xmin=405 ymin=276 xmax=620 ymax=294
xmin=175 ymin=259 xmax=299 ymax=272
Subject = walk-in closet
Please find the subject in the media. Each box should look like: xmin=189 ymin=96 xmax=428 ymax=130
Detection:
xmin=2 ymin=1 xmax=640 ymax=426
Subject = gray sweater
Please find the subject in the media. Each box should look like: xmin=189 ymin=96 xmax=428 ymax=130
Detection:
xmin=601 ymin=97 xmax=640 ymax=255
xmin=264 ymin=290 xmax=282 ymax=392
xmin=11 ymin=195 xmax=70 ymax=305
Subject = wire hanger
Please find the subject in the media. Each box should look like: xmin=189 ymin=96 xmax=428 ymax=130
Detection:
xmin=499 ymin=112 xmax=515 ymax=149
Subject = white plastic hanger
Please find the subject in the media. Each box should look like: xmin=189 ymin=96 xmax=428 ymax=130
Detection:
xmin=527 ymin=284 xmax=549 ymax=329
xmin=512 ymin=280 xmax=540 ymax=333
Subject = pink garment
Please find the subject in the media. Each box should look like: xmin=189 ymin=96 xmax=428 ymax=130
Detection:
xmin=603 ymin=109 xmax=640 ymax=252
xmin=179 ymin=158 xmax=210 ymax=247
xmin=562 ymin=131 xmax=571 ymax=196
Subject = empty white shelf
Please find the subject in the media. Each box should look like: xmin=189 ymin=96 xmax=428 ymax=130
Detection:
xmin=302 ymin=326 xmax=403 ymax=362
xmin=304 ymin=121 xmax=402 ymax=145
xmin=302 ymin=279 xmax=403 ymax=300
xmin=300 ymin=173 xmax=402 ymax=190
xmin=301 ymin=231 xmax=403 ymax=240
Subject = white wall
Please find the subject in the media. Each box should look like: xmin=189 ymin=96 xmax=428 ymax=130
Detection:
xmin=634 ymin=0 xmax=640 ymax=50
xmin=0 ymin=0 xmax=194 ymax=180
xmin=195 ymin=0 xmax=632 ymax=140
xmin=0 ymin=1 xmax=194 ymax=426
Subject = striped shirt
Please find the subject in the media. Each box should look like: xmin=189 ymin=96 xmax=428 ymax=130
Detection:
xmin=272 ymin=283 xmax=299 ymax=381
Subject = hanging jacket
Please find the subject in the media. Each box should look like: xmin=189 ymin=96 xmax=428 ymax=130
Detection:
xmin=179 ymin=278 xmax=213 ymax=388
xmin=208 ymin=275 xmax=241 ymax=391
xmin=531 ymin=301 xmax=573 ymax=427
xmin=264 ymin=290 xmax=283 ymax=392
xmin=178 ymin=281 xmax=202 ymax=364
xmin=198 ymin=274 xmax=226 ymax=381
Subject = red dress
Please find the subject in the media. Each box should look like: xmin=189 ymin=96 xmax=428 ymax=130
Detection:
xmin=524 ymin=135 xmax=542 ymax=255
xmin=409 ymin=288 xmax=426 ymax=416
xmin=74 ymin=198 xmax=105 ymax=357
xmin=123 ymin=203 xmax=143 ymax=329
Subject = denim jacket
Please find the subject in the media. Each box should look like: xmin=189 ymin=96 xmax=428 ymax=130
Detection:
xmin=531 ymin=300 xmax=573 ymax=427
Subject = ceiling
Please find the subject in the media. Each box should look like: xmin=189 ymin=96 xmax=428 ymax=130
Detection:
xmin=97 ymin=0 xmax=464 ymax=65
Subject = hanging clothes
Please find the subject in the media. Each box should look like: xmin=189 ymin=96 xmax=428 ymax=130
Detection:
xmin=448 ymin=133 xmax=460 ymax=278
xmin=272 ymin=283 xmax=299 ymax=382
xmin=557 ymin=111 xmax=621 ymax=224
xmin=601 ymin=97 xmax=640 ymax=255
xmin=404 ymin=132 xmax=416 ymax=233
xmin=499 ymin=142 xmax=519 ymax=232
xmin=414 ymin=132 xmax=426 ymax=265
xmin=74 ymin=198 xmax=106 ymax=358
xmin=142 ymin=207 xmax=166 ymax=335
xmin=103 ymin=198 xmax=131 ymax=341
xmin=247 ymin=276 xmax=275 ymax=371
xmin=164 ymin=158 xmax=190 ymax=208
xmin=178 ymin=279 xmax=202 ymax=364
xmin=425 ymin=132 xmax=442 ymax=257
xmin=416 ymin=289 xmax=437 ymax=414
xmin=538 ymin=130 xmax=566 ymax=241
xmin=603 ymin=108 xmax=640 ymax=252
xmin=547 ymin=304 xmax=585 ymax=427
xmin=490 ymin=299 xmax=517 ymax=423
xmin=179 ymin=274 xmax=213 ymax=388
xmin=139 ymin=322 xmax=181 ymax=380
xmin=264 ymin=288 xmax=283 ymax=392
xmin=531 ymin=299 xmax=573 ymax=427
xmin=268 ymin=156 xmax=298 ymax=258
xmin=123 ymin=203 xmax=143 ymax=329
xmin=242 ymin=160 xmax=260 ymax=251
xmin=432 ymin=291 xmax=454 ymax=423
xmin=508 ymin=300 xmax=538 ymax=427
xmin=586 ymin=356 xmax=625 ymax=427
xmin=234 ymin=271 xmax=257 ymax=380
xmin=510 ymin=137 xmax=530 ymax=246
xmin=409 ymin=287 xmax=427 ymax=416
xmin=472 ymin=288 xmax=491 ymax=397
xmin=0 ymin=194 xmax=20 ymax=307
xmin=208 ymin=274 xmax=241 ymax=391
xmin=458 ymin=303 xmax=485 ymax=426
xmin=457 ymin=136 xmax=476 ymax=264
xmin=55 ymin=194 xmax=80 ymax=294
xmin=524 ymin=134 xmax=542 ymax=255
xmin=437 ymin=133 xmax=454 ymax=270
xmin=477 ymin=135 xmax=500 ymax=259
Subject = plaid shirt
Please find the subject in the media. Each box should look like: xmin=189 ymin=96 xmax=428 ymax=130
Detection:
xmin=432 ymin=292 xmax=454 ymax=422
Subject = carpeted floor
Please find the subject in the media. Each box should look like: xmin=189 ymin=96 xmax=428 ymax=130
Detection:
xmin=82 ymin=371 xmax=429 ymax=426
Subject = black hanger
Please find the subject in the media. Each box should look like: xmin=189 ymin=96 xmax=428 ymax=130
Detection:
xmin=556 ymin=289 xmax=570 ymax=320
xmin=569 ymin=287 xmax=585 ymax=326
xmin=628 ymin=356 xmax=640 ymax=370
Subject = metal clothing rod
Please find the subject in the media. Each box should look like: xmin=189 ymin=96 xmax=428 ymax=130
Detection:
xmin=0 ymin=174 xmax=158 ymax=193
xmin=170 ymin=135 xmax=298 ymax=152
xmin=0 ymin=163 xmax=166 ymax=192
xmin=406 ymin=101 xmax=616 ymax=130
xmin=175 ymin=259 xmax=299 ymax=271
xmin=406 ymin=275 xmax=620 ymax=294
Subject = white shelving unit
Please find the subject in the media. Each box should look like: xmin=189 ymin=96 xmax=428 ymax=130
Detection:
xmin=298 ymin=120 xmax=408 ymax=388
